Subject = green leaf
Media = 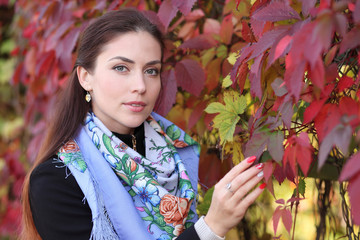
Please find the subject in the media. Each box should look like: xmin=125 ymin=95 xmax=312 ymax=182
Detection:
xmin=205 ymin=102 xmax=225 ymax=114
xmin=143 ymin=206 xmax=152 ymax=216
xmin=224 ymin=91 xmax=246 ymax=115
xmin=154 ymin=213 xmax=166 ymax=227
xmin=197 ymin=187 xmax=214 ymax=215
xmin=185 ymin=222 xmax=194 ymax=229
xmin=166 ymin=124 xmax=181 ymax=141
xmin=298 ymin=178 xmax=306 ymax=197
xmin=133 ymin=172 xmax=152 ymax=180
xmin=103 ymin=134 xmax=117 ymax=157
xmin=222 ymin=74 xmax=232 ymax=88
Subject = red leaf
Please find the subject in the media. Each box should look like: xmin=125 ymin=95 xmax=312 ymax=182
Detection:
xmin=303 ymin=98 xmax=327 ymax=124
xmin=241 ymin=21 xmax=255 ymax=42
xmin=263 ymin=161 xmax=274 ymax=182
xmin=348 ymin=174 xmax=360 ymax=224
xmin=279 ymin=98 xmax=293 ymax=129
xmin=275 ymin=198 xmax=285 ymax=205
xmin=339 ymin=151 xmax=360 ymax=182
xmin=157 ymin=0 xmax=178 ymax=30
xmin=154 ymin=69 xmax=177 ymax=116
xmin=142 ymin=10 xmax=166 ymax=33
xmin=252 ymin=1 xmax=300 ymax=22
xmin=171 ymin=0 xmax=196 ymax=15
xmin=179 ymin=34 xmax=218 ymax=50
xmin=284 ymin=57 xmax=305 ymax=101
xmin=282 ymin=208 xmax=293 ymax=234
xmin=184 ymin=9 xmax=204 ymax=21
xmin=220 ymin=14 xmax=233 ymax=45
xmin=296 ymin=132 xmax=313 ymax=176
xmin=175 ymin=59 xmax=205 ymax=96
xmin=339 ymin=97 xmax=360 ymax=127
xmin=338 ymin=76 xmax=354 ymax=92
xmin=299 ymin=0 xmax=316 ymax=16
xmin=308 ymin=57 xmax=325 ymax=89
xmin=314 ymin=104 xmax=341 ymax=142
xmin=188 ymin=101 xmax=208 ymax=129
xmin=274 ymin=163 xmax=286 ymax=184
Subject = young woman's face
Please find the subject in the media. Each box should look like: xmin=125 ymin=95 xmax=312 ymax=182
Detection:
xmin=79 ymin=31 xmax=162 ymax=134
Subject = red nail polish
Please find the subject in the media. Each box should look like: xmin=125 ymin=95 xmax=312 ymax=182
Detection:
xmin=255 ymin=163 xmax=264 ymax=170
xmin=259 ymin=183 xmax=266 ymax=189
xmin=247 ymin=156 xmax=256 ymax=164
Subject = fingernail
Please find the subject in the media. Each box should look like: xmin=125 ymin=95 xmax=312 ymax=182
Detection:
xmin=259 ymin=183 xmax=266 ymax=189
xmin=257 ymin=171 xmax=264 ymax=177
xmin=247 ymin=156 xmax=256 ymax=164
xmin=255 ymin=163 xmax=264 ymax=170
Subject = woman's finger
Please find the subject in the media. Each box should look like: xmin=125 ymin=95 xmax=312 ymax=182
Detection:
xmin=231 ymin=170 xmax=264 ymax=203
xmin=228 ymin=163 xmax=264 ymax=193
xmin=235 ymin=182 xmax=266 ymax=211
xmin=218 ymin=156 xmax=257 ymax=187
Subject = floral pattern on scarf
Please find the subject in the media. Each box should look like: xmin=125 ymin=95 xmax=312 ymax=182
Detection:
xmin=58 ymin=112 xmax=199 ymax=239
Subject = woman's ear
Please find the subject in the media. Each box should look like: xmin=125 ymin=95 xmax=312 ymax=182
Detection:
xmin=77 ymin=66 xmax=92 ymax=91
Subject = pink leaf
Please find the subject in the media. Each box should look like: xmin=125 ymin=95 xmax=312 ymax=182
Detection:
xmin=58 ymin=27 xmax=80 ymax=72
xmin=271 ymin=77 xmax=288 ymax=97
xmin=250 ymin=17 xmax=266 ymax=38
xmin=175 ymin=59 xmax=205 ymax=96
xmin=154 ymin=69 xmax=177 ymax=116
xmin=299 ymin=0 xmax=316 ymax=16
xmin=252 ymin=1 xmax=300 ymax=22
xmin=354 ymin=0 xmax=360 ymax=24
xmin=273 ymin=206 xmax=283 ymax=235
xmin=204 ymin=18 xmax=221 ymax=35
xmin=296 ymin=132 xmax=313 ymax=176
xmin=268 ymin=131 xmax=284 ymax=163
xmin=244 ymin=131 xmax=269 ymax=159
xmin=267 ymin=35 xmax=293 ymax=68
xmin=179 ymin=34 xmax=218 ymax=50
xmin=249 ymin=54 xmax=264 ymax=98
xmin=348 ymin=174 xmax=360 ymax=224
xmin=318 ymin=124 xmax=352 ymax=169
xmin=171 ymin=0 xmax=196 ymax=15
xmin=339 ymin=28 xmax=360 ymax=54
xmin=279 ymin=98 xmax=293 ymax=129
xmin=284 ymin=57 xmax=305 ymax=101
xmin=142 ymin=10 xmax=166 ymax=33
xmin=184 ymin=9 xmax=204 ymax=21
xmin=339 ymin=151 xmax=360 ymax=182
xmin=274 ymin=163 xmax=286 ymax=184
xmin=308 ymin=57 xmax=325 ymax=90
xmin=157 ymin=0 xmax=178 ymax=30
xmin=282 ymin=208 xmax=293 ymax=234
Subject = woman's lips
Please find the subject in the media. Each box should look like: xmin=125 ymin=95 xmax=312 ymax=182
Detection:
xmin=124 ymin=101 xmax=146 ymax=112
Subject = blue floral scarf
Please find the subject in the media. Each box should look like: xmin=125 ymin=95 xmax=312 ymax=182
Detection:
xmin=58 ymin=112 xmax=200 ymax=239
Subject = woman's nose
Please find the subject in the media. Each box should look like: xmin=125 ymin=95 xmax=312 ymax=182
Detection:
xmin=130 ymin=71 xmax=146 ymax=94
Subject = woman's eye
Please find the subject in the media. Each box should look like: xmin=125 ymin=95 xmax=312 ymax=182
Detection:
xmin=113 ymin=65 xmax=127 ymax=72
xmin=145 ymin=68 xmax=159 ymax=76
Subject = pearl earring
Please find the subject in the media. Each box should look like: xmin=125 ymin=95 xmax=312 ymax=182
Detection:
xmin=85 ymin=92 xmax=91 ymax=102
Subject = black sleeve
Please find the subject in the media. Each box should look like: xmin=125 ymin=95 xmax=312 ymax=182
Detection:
xmin=29 ymin=158 xmax=92 ymax=240
xmin=177 ymin=225 xmax=200 ymax=240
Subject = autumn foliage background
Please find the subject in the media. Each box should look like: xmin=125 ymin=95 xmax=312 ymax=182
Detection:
xmin=0 ymin=0 xmax=360 ymax=239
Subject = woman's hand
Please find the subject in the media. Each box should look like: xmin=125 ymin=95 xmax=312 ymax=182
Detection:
xmin=204 ymin=156 xmax=265 ymax=237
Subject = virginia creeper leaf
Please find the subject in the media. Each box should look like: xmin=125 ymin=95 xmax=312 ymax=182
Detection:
xmin=157 ymin=0 xmax=178 ymax=30
xmin=271 ymin=78 xmax=287 ymax=97
xmin=282 ymin=208 xmax=293 ymax=234
xmin=273 ymin=206 xmax=283 ymax=235
xmin=299 ymin=0 xmax=316 ymax=16
xmin=303 ymin=98 xmax=327 ymax=124
xmin=175 ymin=59 xmax=205 ymax=96
xmin=252 ymin=1 xmax=300 ymax=22
xmin=348 ymin=174 xmax=360 ymax=224
xmin=179 ymin=34 xmax=217 ymax=50
xmin=318 ymin=124 xmax=352 ymax=169
xmin=268 ymin=131 xmax=284 ymax=163
xmin=171 ymin=0 xmax=196 ymax=15
xmin=220 ymin=14 xmax=233 ymax=45
xmin=339 ymin=151 xmax=360 ymax=182
xmin=154 ymin=69 xmax=177 ymax=116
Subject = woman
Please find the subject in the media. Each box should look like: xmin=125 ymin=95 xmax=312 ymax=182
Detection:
xmin=21 ymin=8 xmax=266 ymax=240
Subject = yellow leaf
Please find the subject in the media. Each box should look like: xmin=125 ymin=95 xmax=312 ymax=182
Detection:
xmin=222 ymin=74 xmax=232 ymax=88
xmin=227 ymin=52 xmax=238 ymax=65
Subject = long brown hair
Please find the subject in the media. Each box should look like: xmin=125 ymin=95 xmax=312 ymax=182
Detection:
xmin=20 ymin=8 xmax=164 ymax=239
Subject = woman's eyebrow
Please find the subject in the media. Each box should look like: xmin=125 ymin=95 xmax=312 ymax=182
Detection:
xmin=108 ymin=56 xmax=161 ymax=66
xmin=108 ymin=56 xmax=134 ymax=63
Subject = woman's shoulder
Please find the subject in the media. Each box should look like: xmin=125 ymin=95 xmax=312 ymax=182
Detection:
xmin=29 ymin=156 xmax=84 ymax=198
